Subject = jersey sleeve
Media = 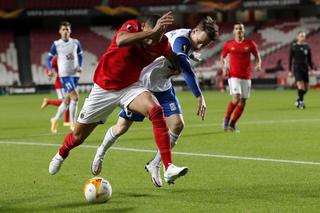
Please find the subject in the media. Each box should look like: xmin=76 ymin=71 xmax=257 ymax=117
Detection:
xmin=172 ymin=36 xmax=201 ymax=97
xmin=178 ymin=54 xmax=202 ymax=97
xmin=47 ymin=43 xmax=57 ymax=70
xmin=161 ymin=35 xmax=173 ymax=57
xmin=250 ymin=40 xmax=258 ymax=58
xmin=76 ymin=40 xmax=83 ymax=67
xmin=172 ymin=37 xmax=191 ymax=56
xmin=221 ymin=42 xmax=229 ymax=58
xmin=118 ymin=20 xmax=139 ymax=33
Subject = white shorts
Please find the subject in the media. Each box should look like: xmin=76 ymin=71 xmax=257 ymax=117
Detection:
xmin=78 ymin=83 xmax=148 ymax=124
xmin=56 ymin=88 xmax=65 ymax=100
xmin=228 ymin=77 xmax=251 ymax=99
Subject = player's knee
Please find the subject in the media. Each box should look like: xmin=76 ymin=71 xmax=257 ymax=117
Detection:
xmin=170 ymin=121 xmax=184 ymax=135
xmin=72 ymin=132 xmax=84 ymax=145
xmin=232 ymin=95 xmax=241 ymax=103
xmin=64 ymin=98 xmax=71 ymax=105
xmin=148 ymin=105 xmax=164 ymax=120
xmin=239 ymin=99 xmax=246 ymax=107
xmin=71 ymin=95 xmax=78 ymax=102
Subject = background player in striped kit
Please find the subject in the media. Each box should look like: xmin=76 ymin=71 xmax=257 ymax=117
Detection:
xmin=47 ymin=21 xmax=83 ymax=133
xmin=40 ymin=56 xmax=70 ymax=126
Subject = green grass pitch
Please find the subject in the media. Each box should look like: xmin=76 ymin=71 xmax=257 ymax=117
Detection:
xmin=1 ymin=89 xmax=320 ymax=212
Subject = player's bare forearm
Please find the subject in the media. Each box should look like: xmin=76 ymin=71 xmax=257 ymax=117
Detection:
xmin=255 ymin=54 xmax=262 ymax=71
xmin=116 ymin=11 xmax=174 ymax=47
xmin=116 ymin=31 xmax=155 ymax=47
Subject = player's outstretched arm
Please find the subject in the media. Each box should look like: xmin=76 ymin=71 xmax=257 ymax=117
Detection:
xmin=116 ymin=11 xmax=174 ymax=47
xmin=47 ymin=43 xmax=57 ymax=75
xmin=178 ymin=54 xmax=207 ymax=120
xmin=75 ymin=40 xmax=83 ymax=73
xmin=254 ymin=53 xmax=262 ymax=72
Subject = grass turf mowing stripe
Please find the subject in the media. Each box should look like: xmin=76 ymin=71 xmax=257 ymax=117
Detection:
xmin=1 ymin=118 xmax=319 ymax=140
xmin=1 ymin=140 xmax=320 ymax=166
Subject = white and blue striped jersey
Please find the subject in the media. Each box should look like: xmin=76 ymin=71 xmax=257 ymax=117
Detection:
xmin=47 ymin=38 xmax=83 ymax=77
xmin=139 ymin=29 xmax=202 ymax=97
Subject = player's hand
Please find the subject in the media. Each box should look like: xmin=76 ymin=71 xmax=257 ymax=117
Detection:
xmin=190 ymin=52 xmax=202 ymax=62
xmin=151 ymin=11 xmax=174 ymax=39
xmin=255 ymin=64 xmax=262 ymax=72
xmin=197 ymin=95 xmax=206 ymax=120
xmin=222 ymin=66 xmax=229 ymax=77
xmin=288 ymin=71 xmax=293 ymax=77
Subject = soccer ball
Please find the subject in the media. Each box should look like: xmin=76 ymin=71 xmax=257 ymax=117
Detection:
xmin=84 ymin=177 xmax=112 ymax=203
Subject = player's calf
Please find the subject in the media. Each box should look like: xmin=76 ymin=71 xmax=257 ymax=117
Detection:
xmin=40 ymin=98 xmax=49 ymax=111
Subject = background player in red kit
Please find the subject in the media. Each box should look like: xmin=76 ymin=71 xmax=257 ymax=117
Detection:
xmin=40 ymin=56 xmax=70 ymax=126
xmin=221 ymin=23 xmax=261 ymax=132
xmin=48 ymin=12 xmax=188 ymax=185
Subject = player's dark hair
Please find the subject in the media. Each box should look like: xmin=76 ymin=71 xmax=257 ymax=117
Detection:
xmin=138 ymin=14 xmax=161 ymax=28
xmin=59 ymin=21 xmax=71 ymax=29
xmin=196 ymin=16 xmax=219 ymax=41
xmin=235 ymin=22 xmax=244 ymax=26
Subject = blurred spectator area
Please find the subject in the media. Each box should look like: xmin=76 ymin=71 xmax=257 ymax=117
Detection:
xmin=194 ymin=17 xmax=320 ymax=86
xmin=30 ymin=27 xmax=114 ymax=84
xmin=0 ymin=0 xmax=101 ymax=9
xmin=0 ymin=0 xmax=18 ymax=10
xmin=0 ymin=30 xmax=19 ymax=86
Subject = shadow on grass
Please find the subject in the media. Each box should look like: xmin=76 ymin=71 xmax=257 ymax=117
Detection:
xmin=162 ymin=183 xmax=320 ymax=204
xmin=116 ymin=191 xmax=160 ymax=198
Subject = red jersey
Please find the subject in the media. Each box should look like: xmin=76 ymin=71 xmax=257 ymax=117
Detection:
xmin=93 ymin=20 xmax=173 ymax=90
xmin=46 ymin=56 xmax=62 ymax=89
xmin=221 ymin=39 xmax=258 ymax=79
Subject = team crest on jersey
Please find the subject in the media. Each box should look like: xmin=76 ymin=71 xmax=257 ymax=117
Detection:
xmin=169 ymin=103 xmax=177 ymax=111
xmin=66 ymin=53 xmax=74 ymax=60
xmin=182 ymin=45 xmax=187 ymax=53
xmin=244 ymin=47 xmax=249 ymax=52
xmin=231 ymin=47 xmax=235 ymax=51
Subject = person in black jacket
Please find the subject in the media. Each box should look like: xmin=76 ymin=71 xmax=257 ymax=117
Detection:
xmin=289 ymin=31 xmax=313 ymax=109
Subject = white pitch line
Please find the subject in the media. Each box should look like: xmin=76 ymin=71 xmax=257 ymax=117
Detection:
xmin=1 ymin=141 xmax=320 ymax=166
xmin=1 ymin=118 xmax=319 ymax=139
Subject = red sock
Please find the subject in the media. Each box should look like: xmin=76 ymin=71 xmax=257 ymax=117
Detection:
xmin=47 ymin=99 xmax=62 ymax=106
xmin=64 ymin=110 xmax=70 ymax=123
xmin=59 ymin=132 xmax=81 ymax=159
xmin=230 ymin=104 xmax=245 ymax=126
xmin=148 ymin=105 xmax=172 ymax=169
xmin=225 ymin=101 xmax=236 ymax=121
